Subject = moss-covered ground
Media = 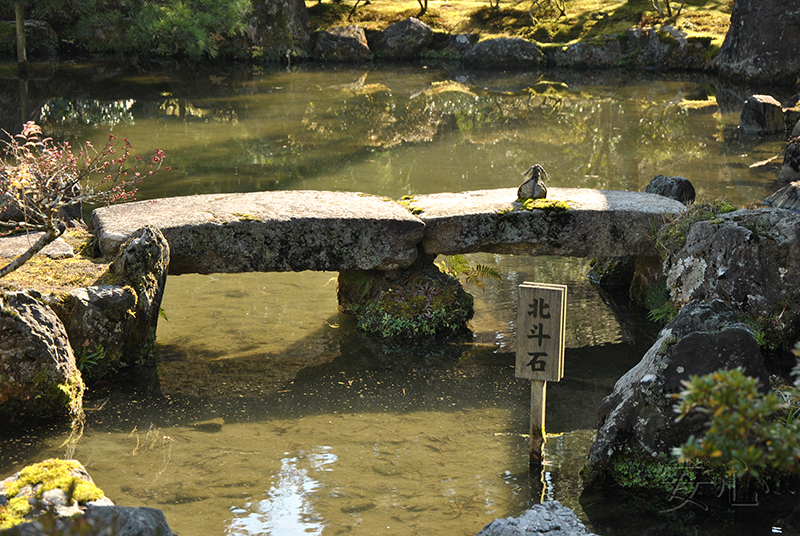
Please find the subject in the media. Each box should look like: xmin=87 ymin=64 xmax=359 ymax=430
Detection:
xmin=0 ymin=230 xmax=116 ymax=294
xmin=307 ymin=0 xmax=732 ymax=47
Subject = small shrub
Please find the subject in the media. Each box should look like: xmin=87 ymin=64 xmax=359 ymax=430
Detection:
xmin=674 ymin=363 xmax=800 ymax=479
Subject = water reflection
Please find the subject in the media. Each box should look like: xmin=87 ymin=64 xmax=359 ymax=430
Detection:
xmin=228 ymin=449 xmax=331 ymax=536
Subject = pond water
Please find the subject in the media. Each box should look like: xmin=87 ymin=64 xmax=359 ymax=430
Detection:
xmin=0 ymin=62 xmax=794 ymax=535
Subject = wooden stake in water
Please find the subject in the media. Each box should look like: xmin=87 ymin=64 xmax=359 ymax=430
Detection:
xmin=516 ymin=283 xmax=566 ymax=466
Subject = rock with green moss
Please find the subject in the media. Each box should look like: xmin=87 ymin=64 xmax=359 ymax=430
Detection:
xmin=0 ymin=291 xmax=83 ymax=426
xmin=0 ymin=459 xmax=174 ymax=536
xmin=45 ymin=227 xmax=170 ymax=380
xmin=0 ymin=459 xmax=111 ymax=529
xmin=464 ymin=38 xmax=546 ymax=70
xmin=338 ymin=256 xmax=474 ymax=341
xmin=583 ymin=300 xmax=769 ymax=488
xmin=412 ymin=187 xmax=685 ymax=258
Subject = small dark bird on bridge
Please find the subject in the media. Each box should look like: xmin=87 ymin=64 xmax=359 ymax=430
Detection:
xmin=518 ymin=164 xmax=549 ymax=200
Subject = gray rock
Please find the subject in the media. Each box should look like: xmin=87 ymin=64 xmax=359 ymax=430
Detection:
xmin=0 ymin=506 xmax=173 ymax=536
xmin=0 ymin=233 xmax=74 ymax=260
xmin=717 ymin=0 xmax=800 ymax=84
xmin=665 ymin=208 xmax=800 ymax=318
xmin=517 ymin=164 xmax=548 ymax=200
xmin=314 ymin=25 xmax=370 ymax=62
xmin=765 ymin=181 xmax=800 ymax=212
xmin=45 ymin=227 xmax=169 ymax=378
xmin=584 ymin=300 xmax=769 ymax=486
xmin=645 ymin=175 xmax=696 ymax=205
xmin=477 ymin=500 xmax=597 ymax=536
xmin=0 ymin=291 xmax=83 ymax=424
xmin=739 ymin=94 xmax=784 ymax=135
xmin=464 ymin=38 xmax=546 ymax=69
xmin=777 ymin=138 xmax=800 ymax=183
xmin=371 ymin=17 xmax=433 ymax=60
xmin=413 ymin=187 xmax=686 ymax=258
xmin=91 ymin=191 xmax=424 ymax=273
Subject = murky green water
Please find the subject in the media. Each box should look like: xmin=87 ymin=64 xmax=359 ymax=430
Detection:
xmin=0 ymin=63 xmax=794 ymax=535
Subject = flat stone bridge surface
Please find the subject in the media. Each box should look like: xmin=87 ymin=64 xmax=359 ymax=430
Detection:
xmin=91 ymin=188 xmax=685 ymax=275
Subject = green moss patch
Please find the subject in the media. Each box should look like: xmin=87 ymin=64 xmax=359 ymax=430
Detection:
xmin=0 ymin=459 xmax=105 ymax=530
xmin=655 ymin=200 xmax=737 ymax=257
xmin=517 ymin=198 xmax=570 ymax=212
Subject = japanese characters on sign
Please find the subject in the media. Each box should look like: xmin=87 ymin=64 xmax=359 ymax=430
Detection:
xmin=515 ymin=283 xmax=566 ymax=382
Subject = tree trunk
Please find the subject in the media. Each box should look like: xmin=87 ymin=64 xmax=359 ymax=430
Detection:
xmin=15 ymin=2 xmax=27 ymax=72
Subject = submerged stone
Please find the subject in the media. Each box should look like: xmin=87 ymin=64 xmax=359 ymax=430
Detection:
xmin=477 ymin=500 xmax=597 ymax=536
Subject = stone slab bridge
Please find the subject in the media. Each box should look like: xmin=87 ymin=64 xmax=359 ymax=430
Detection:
xmin=91 ymin=188 xmax=686 ymax=274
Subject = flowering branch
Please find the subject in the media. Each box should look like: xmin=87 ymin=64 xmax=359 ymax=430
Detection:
xmin=0 ymin=122 xmax=168 ymax=279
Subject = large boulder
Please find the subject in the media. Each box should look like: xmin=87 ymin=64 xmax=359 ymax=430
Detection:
xmin=665 ymin=208 xmax=800 ymax=319
xmin=91 ymin=191 xmax=424 ymax=273
xmin=464 ymin=38 xmax=546 ymax=69
xmin=583 ymin=300 xmax=769 ymax=487
xmin=477 ymin=500 xmax=598 ymax=536
xmin=0 ymin=291 xmax=83 ymax=425
xmin=249 ymin=0 xmax=311 ymax=60
xmin=717 ymin=0 xmax=800 ymax=84
xmin=739 ymin=94 xmax=785 ymax=135
xmin=544 ymin=39 xmax=622 ymax=68
xmin=370 ymin=17 xmax=433 ymax=60
xmin=314 ymin=25 xmax=370 ymax=62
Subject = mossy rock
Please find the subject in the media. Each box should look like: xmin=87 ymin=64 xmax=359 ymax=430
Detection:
xmin=339 ymin=257 xmax=474 ymax=340
xmin=0 ymin=459 xmax=106 ymax=530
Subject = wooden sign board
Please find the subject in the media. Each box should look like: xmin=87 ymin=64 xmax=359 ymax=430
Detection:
xmin=515 ymin=282 xmax=566 ymax=382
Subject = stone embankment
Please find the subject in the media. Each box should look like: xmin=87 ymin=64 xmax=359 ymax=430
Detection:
xmin=91 ymin=188 xmax=686 ymax=274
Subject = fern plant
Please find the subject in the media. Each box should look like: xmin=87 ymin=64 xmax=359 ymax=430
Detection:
xmin=437 ymin=255 xmax=502 ymax=291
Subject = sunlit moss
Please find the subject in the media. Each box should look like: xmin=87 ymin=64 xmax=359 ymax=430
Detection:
xmin=0 ymin=459 xmax=105 ymax=530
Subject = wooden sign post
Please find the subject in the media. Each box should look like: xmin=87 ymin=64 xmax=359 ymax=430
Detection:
xmin=516 ymin=282 xmax=566 ymax=466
